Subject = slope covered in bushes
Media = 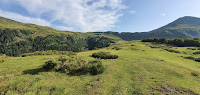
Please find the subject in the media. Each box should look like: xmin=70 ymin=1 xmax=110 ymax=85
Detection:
xmin=142 ymin=38 xmax=200 ymax=47
xmin=0 ymin=17 xmax=116 ymax=56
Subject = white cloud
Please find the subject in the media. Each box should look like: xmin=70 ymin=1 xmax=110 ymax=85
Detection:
xmin=3 ymin=0 xmax=126 ymax=32
xmin=161 ymin=13 xmax=166 ymax=16
xmin=0 ymin=10 xmax=50 ymax=26
xmin=129 ymin=11 xmax=136 ymax=14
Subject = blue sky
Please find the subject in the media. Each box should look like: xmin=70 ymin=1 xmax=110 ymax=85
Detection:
xmin=0 ymin=0 xmax=200 ymax=32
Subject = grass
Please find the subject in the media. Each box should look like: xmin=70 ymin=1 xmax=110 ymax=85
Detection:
xmin=0 ymin=41 xmax=200 ymax=94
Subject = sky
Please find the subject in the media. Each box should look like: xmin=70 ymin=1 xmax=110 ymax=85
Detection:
xmin=0 ymin=0 xmax=200 ymax=32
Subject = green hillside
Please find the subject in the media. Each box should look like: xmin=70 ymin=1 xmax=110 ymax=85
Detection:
xmin=1 ymin=16 xmax=200 ymax=94
xmin=91 ymin=16 xmax=200 ymax=40
xmin=0 ymin=16 xmax=120 ymax=56
xmin=0 ymin=41 xmax=200 ymax=94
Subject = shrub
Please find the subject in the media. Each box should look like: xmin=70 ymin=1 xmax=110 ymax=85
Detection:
xmin=43 ymin=59 xmax=60 ymax=70
xmin=131 ymin=45 xmax=135 ymax=46
xmin=191 ymin=72 xmax=198 ymax=76
xmin=164 ymin=49 xmax=181 ymax=53
xmin=112 ymin=47 xmax=121 ymax=50
xmin=66 ymin=51 xmax=77 ymax=56
xmin=34 ymin=51 xmax=44 ymax=55
xmin=0 ymin=59 xmax=4 ymax=63
xmin=195 ymin=58 xmax=200 ymax=62
xmin=184 ymin=56 xmax=195 ymax=60
xmin=43 ymin=56 xmax=104 ymax=75
xmin=92 ymin=51 xmax=118 ymax=59
xmin=187 ymin=48 xmax=196 ymax=50
xmin=58 ymin=56 xmax=68 ymax=63
xmin=141 ymin=38 xmax=167 ymax=44
xmin=64 ymin=58 xmax=86 ymax=73
xmin=85 ymin=60 xmax=105 ymax=75
xmin=21 ymin=53 xmax=34 ymax=57
xmin=193 ymin=52 xmax=200 ymax=55
xmin=149 ymin=46 xmax=160 ymax=48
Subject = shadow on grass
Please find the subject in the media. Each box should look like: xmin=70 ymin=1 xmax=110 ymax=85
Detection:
xmin=67 ymin=71 xmax=90 ymax=76
xmin=23 ymin=67 xmax=48 ymax=75
xmin=23 ymin=68 xmax=91 ymax=76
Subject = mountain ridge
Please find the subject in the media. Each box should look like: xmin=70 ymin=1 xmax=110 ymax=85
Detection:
xmin=91 ymin=16 xmax=200 ymax=40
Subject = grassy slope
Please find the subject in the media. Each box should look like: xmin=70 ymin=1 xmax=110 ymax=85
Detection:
xmin=0 ymin=16 xmax=120 ymax=40
xmin=0 ymin=41 xmax=200 ymax=95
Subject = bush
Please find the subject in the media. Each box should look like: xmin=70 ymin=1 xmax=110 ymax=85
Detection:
xmin=191 ymin=72 xmax=198 ymax=76
xmin=187 ymin=48 xmax=196 ymax=50
xmin=92 ymin=52 xmax=118 ymax=59
xmin=184 ymin=56 xmax=195 ymax=60
xmin=0 ymin=59 xmax=4 ymax=63
xmin=63 ymin=58 xmax=86 ymax=73
xmin=195 ymin=58 xmax=200 ymax=62
xmin=149 ymin=46 xmax=160 ymax=48
xmin=86 ymin=60 xmax=105 ymax=75
xmin=43 ymin=56 xmax=104 ymax=75
xmin=112 ymin=47 xmax=121 ymax=50
xmin=141 ymin=38 xmax=167 ymax=44
xmin=193 ymin=52 xmax=200 ymax=55
xmin=58 ymin=56 xmax=68 ymax=63
xmin=131 ymin=45 xmax=135 ymax=46
xmin=43 ymin=59 xmax=60 ymax=70
xmin=164 ymin=49 xmax=181 ymax=53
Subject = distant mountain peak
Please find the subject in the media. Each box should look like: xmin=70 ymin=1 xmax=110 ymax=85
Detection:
xmin=172 ymin=16 xmax=200 ymax=26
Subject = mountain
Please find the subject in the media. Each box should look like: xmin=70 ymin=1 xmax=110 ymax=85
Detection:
xmin=0 ymin=16 xmax=119 ymax=56
xmin=148 ymin=16 xmax=200 ymax=39
xmin=91 ymin=16 xmax=200 ymax=41
xmin=1 ymin=16 xmax=200 ymax=56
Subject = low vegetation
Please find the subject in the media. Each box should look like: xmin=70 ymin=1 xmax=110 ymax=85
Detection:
xmin=142 ymin=38 xmax=200 ymax=47
xmin=164 ymin=49 xmax=181 ymax=53
xmin=183 ymin=56 xmax=200 ymax=63
xmin=184 ymin=56 xmax=195 ymax=60
xmin=92 ymin=51 xmax=118 ymax=59
xmin=0 ymin=59 xmax=4 ymax=63
xmin=43 ymin=56 xmax=105 ymax=75
xmin=187 ymin=48 xmax=197 ymax=50
xmin=194 ymin=58 xmax=200 ymax=62
xmin=112 ymin=47 xmax=122 ymax=50
xmin=191 ymin=72 xmax=198 ymax=76
xmin=21 ymin=50 xmax=76 ymax=57
xmin=193 ymin=51 xmax=200 ymax=55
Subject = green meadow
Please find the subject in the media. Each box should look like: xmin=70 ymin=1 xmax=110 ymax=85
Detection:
xmin=0 ymin=41 xmax=200 ymax=95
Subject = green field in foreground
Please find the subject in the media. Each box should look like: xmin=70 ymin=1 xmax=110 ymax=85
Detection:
xmin=0 ymin=41 xmax=200 ymax=95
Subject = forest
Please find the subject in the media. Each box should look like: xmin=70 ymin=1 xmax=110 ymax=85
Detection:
xmin=0 ymin=28 xmax=114 ymax=56
xmin=141 ymin=38 xmax=200 ymax=47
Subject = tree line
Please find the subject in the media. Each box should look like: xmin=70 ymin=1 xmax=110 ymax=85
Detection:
xmin=141 ymin=38 xmax=200 ymax=47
